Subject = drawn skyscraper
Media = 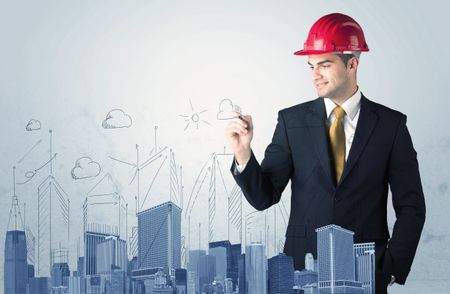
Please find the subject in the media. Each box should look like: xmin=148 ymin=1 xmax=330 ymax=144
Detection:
xmin=50 ymin=262 xmax=70 ymax=288
xmin=175 ymin=268 xmax=187 ymax=294
xmin=245 ymin=242 xmax=267 ymax=294
xmin=138 ymin=201 xmax=181 ymax=270
xmin=354 ymin=243 xmax=375 ymax=294
xmin=96 ymin=235 xmax=127 ymax=274
xmin=197 ymin=254 xmax=216 ymax=292
xmin=84 ymin=231 xmax=109 ymax=275
xmin=5 ymin=167 xmax=28 ymax=294
xmin=187 ymin=249 xmax=206 ymax=293
xmin=28 ymin=277 xmax=50 ymax=294
xmin=316 ymin=224 xmax=363 ymax=293
xmin=268 ymin=253 xmax=294 ymax=294
xmin=83 ymin=173 xmax=128 ymax=245
xmin=37 ymin=130 xmax=70 ymax=276
xmin=209 ymin=246 xmax=227 ymax=279
xmin=209 ymin=241 xmax=241 ymax=291
xmin=238 ymin=254 xmax=246 ymax=294
xmin=4 ymin=230 xmax=28 ymax=294
xmin=305 ymin=253 xmax=315 ymax=271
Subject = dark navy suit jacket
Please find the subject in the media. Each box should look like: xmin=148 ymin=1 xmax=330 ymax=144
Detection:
xmin=231 ymin=95 xmax=425 ymax=293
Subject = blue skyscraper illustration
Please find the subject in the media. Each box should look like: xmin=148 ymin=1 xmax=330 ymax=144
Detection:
xmin=209 ymin=246 xmax=227 ymax=280
xmin=208 ymin=240 xmax=241 ymax=291
xmin=28 ymin=277 xmax=50 ymax=294
xmin=175 ymin=268 xmax=187 ymax=294
xmin=50 ymin=262 xmax=70 ymax=288
xmin=268 ymin=253 xmax=294 ymax=294
xmin=137 ymin=201 xmax=182 ymax=271
xmin=294 ymin=269 xmax=318 ymax=290
xmin=96 ymin=235 xmax=127 ymax=274
xmin=245 ymin=242 xmax=267 ymax=294
xmin=187 ymin=249 xmax=206 ymax=293
xmin=238 ymin=253 xmax=246 ymax=294
xmin=305 ymin=253 xmax=315 ymax=271
xmin=198 ymin=254 xmax=216 ymax=292
xmin=84 ymin=230 xmax=110 ymax=275
xmin=316 ymin=224 xmax=363 ymax=293
xmin=4 ymin=230 xmax=28 ymax=294
xmin=354 ymin=243 xmax=375 ymax=294
xmin=229 ymin=243 xmax=241 ymax=290
xmin=110 ymin=269 xmax=126 ymax=294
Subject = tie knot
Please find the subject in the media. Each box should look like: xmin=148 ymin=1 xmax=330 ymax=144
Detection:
xmin=333 ymin=106 xmax=346 ymax=120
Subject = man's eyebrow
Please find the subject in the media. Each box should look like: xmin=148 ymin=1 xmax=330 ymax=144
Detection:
xmin=307 ymin=59 xmax=334 ymax=66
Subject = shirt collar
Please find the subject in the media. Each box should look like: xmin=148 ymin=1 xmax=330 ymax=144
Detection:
xmin=324 ymin=88 xmax=362 ymax=121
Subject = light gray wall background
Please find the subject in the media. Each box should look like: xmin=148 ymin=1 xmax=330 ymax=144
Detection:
xmin=1 ymin=0 xmax=449 ymax=292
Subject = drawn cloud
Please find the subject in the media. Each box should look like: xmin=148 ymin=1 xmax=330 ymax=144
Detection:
xmin=26 ymin=119 xmax=41 ymax=131
xmin=71 ymin=157 xmax=101 ymax=179
xmin=102 ymin=109 xmax=132 ymax=129
xmin=217 ymin=99 xmax=241 ymax=120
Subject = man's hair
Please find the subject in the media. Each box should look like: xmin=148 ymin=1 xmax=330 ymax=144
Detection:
xmin=336 ymin=52 xmax=361 ymax=68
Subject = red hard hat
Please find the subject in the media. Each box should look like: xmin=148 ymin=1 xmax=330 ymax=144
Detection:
xmin=294 ymin=13 xmax=369 ymax=55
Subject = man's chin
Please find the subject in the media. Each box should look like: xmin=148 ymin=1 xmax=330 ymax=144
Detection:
xmin=316 ymin=91 xmax=328 ymax=98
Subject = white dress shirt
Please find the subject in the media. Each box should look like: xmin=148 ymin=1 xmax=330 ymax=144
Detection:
xmin=236 ymin=88 xmax=362 ymax=172
xmin=324 ymin=88 xmax=361 ymax=161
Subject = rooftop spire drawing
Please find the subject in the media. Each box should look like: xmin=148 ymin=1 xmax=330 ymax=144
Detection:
xmin=7 ymin=167 xmax=25 ymax=232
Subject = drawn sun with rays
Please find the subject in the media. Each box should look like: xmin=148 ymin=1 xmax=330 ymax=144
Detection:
xmin=179 ymin=98 xmax=211 ymax=131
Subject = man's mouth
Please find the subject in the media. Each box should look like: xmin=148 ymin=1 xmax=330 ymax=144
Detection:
xmin=316 ymin=82 xmax=328 ymax=88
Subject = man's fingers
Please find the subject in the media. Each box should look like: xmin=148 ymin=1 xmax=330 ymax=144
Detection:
xmin=229 ymin=118 xmax=249 ymax=129
xmin=239 ymin=115 xmax=253 ymax=129
xmin=227 ymin=124 xmax=249 ymax=136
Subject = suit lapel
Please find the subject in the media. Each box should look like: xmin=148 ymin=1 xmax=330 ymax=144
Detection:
xmin=306 ymin=98 xmax=335 ymax=188
xmin=339 ymin=95 xmax=379 ymax=186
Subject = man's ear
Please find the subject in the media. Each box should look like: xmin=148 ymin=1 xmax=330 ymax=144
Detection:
xmin=348 ymin=57 xmax=359 ymax=70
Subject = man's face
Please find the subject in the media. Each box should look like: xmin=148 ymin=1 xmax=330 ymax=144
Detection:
xmin=307 ymin=53 xmax=353 ymax=99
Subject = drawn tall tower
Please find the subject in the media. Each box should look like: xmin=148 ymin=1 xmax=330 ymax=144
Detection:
xmin=137 ymin=201 xmax=182 ymax=271
xmin=4 ymin=167 xmax=28 ymax=294
xmin=37 ymin=130 xmax=70 ymax=276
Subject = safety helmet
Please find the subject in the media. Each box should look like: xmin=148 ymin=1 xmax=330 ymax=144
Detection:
xmin=294 ymin=13 xmax=369 ymax=55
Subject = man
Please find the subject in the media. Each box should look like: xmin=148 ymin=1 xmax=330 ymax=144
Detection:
xmin=226 ymin=13 xmax=425 ymax=293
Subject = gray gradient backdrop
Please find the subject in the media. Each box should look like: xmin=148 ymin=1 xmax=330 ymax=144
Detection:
xmin=1 ymin=0 xmax=449 ymax=292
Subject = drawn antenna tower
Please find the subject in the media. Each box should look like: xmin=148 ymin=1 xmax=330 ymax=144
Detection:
xmin=37 ymin=130 xmax=70 ymax=276
xmin=108 ymin=126 xmax=183 ymax=257
xmin=184 ymin=147 xmax=243 ymax=257
xmin=7 ymin=167 xmax=25 ymax=232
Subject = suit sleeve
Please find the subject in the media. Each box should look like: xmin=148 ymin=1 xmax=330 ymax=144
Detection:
xmin=230 ymin=111 xmax=293 ymax=210
xmin=384 ymin=114 xmax=426 ymax=284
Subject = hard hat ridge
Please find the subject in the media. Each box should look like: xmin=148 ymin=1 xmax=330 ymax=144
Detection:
xmin=294 ymin=13 xmax=369 ymax=56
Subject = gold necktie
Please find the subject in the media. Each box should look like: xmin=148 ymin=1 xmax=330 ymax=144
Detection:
xmin=329 ymin=106 xmax=346 ymax=184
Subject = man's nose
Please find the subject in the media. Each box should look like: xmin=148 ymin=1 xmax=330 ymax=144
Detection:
xmin=312 ymin=67 xmax=322 ymax=80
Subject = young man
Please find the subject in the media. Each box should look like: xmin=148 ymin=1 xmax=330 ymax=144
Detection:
xmin=226 ymin=13 xmax=425 ymax=293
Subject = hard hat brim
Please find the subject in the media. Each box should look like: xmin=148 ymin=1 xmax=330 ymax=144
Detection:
xmin=294 ymin=49 xmax=369 ymax=56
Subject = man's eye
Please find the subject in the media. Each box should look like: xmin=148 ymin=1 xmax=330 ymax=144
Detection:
xmin=321 ymin=64 xmax=330 ymax=68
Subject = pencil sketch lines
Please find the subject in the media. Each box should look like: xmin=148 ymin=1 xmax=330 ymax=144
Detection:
xmin=71 ymin=157 xmax=101 ymax=180
xmin=17 ymin=154 xmax=57 ymax=185
xmin=179 ymin=98 xmax=210 ymax=131
xmin=17 ymin=139 xmax=42 ymax=164
xmin=102 ymin=109 xmax=132 ymax=129
xmin=26 ymin=119 xmax=41 ymax=131
xmin=217 ymin=99 xmax=241 ymax=120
